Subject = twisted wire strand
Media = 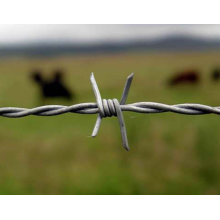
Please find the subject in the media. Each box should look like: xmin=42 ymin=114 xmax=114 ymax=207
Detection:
xmin=0 ymin=102 xmax=220 ymax=118
xmin=1 ymin=72 xmax=219 ymax=151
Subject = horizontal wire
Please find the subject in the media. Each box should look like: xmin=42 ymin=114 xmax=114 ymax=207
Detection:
xmin=0 ymin=102 xmax=220 ymax=118
xmin=1 ymin=72 xmax=218 ymax=151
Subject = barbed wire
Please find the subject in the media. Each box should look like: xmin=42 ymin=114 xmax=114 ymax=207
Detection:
xmin=0 ymin=73 xmax=219 ymax=151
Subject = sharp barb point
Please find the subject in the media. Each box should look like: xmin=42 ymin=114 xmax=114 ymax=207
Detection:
xmin=125 ymin=146 xmax=130 ymax=151
xmin=128 ymin=72 xmax=134 ymax=79
xmin=120 ymin=72 xmax=134 ymax=105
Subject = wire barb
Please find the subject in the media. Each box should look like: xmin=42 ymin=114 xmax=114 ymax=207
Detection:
xmin=1 ymin=73 xmax=220 ymax=151
xmin=90 ymin=72 xmax=132 ymax=151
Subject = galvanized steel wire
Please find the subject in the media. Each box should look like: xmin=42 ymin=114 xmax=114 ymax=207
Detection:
xmin=0 ymin=73 xmax=219 ymax=151
xmin=2 ymin=102 xmax=220 ymax=118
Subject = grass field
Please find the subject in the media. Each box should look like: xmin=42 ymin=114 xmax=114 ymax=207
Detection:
xmin=0 ymin=51 xmax=220 ymax=194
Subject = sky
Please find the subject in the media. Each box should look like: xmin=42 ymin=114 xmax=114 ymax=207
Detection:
xmin=0 ymin=24 xmax=220 ymax=45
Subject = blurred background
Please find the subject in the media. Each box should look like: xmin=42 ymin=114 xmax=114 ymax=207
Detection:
xmin=0 ymin=24 xmax=220 ymax=194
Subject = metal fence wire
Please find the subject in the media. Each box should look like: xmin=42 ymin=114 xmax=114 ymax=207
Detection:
xmin=1 ymin=73 xmax=220 ymax=151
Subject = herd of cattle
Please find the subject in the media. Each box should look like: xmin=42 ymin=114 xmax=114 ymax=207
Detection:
xmin=31 ymin=68 xmax=220 ymax=100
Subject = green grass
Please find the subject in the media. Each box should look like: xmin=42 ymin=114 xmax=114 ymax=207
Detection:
xmin=0 ymin=51 xmax=220 ymax=194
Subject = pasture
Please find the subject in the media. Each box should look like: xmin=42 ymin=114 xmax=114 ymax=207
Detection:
xmin=0 ymin=51 xmax=220 ymax=194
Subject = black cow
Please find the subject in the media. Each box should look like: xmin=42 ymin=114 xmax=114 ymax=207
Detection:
xmin=31 ymin=69 xmax=74 ymax=100
xmin=212 ymin=68 xmax=220 ymax=81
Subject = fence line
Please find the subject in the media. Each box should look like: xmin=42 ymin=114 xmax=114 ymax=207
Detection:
xmin=0 ymin=73 xmax=219 ymax=151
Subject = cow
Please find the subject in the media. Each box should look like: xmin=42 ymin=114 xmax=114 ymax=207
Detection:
xmin=31 ymin=69 xmax=74 ymax=100
xmin=212 ymin=68 xmax=220 ymax=81
xmin=168 ymin=70 xmax=199 ymax=86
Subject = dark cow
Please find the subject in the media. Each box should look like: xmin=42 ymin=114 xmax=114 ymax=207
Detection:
xmin=168 ymin=70 xmax=199 ymax=86
xmin=212 ymin=68 xmax=220 ymax=81
xmin=31 ymin=69 xmax=74 ymax=100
